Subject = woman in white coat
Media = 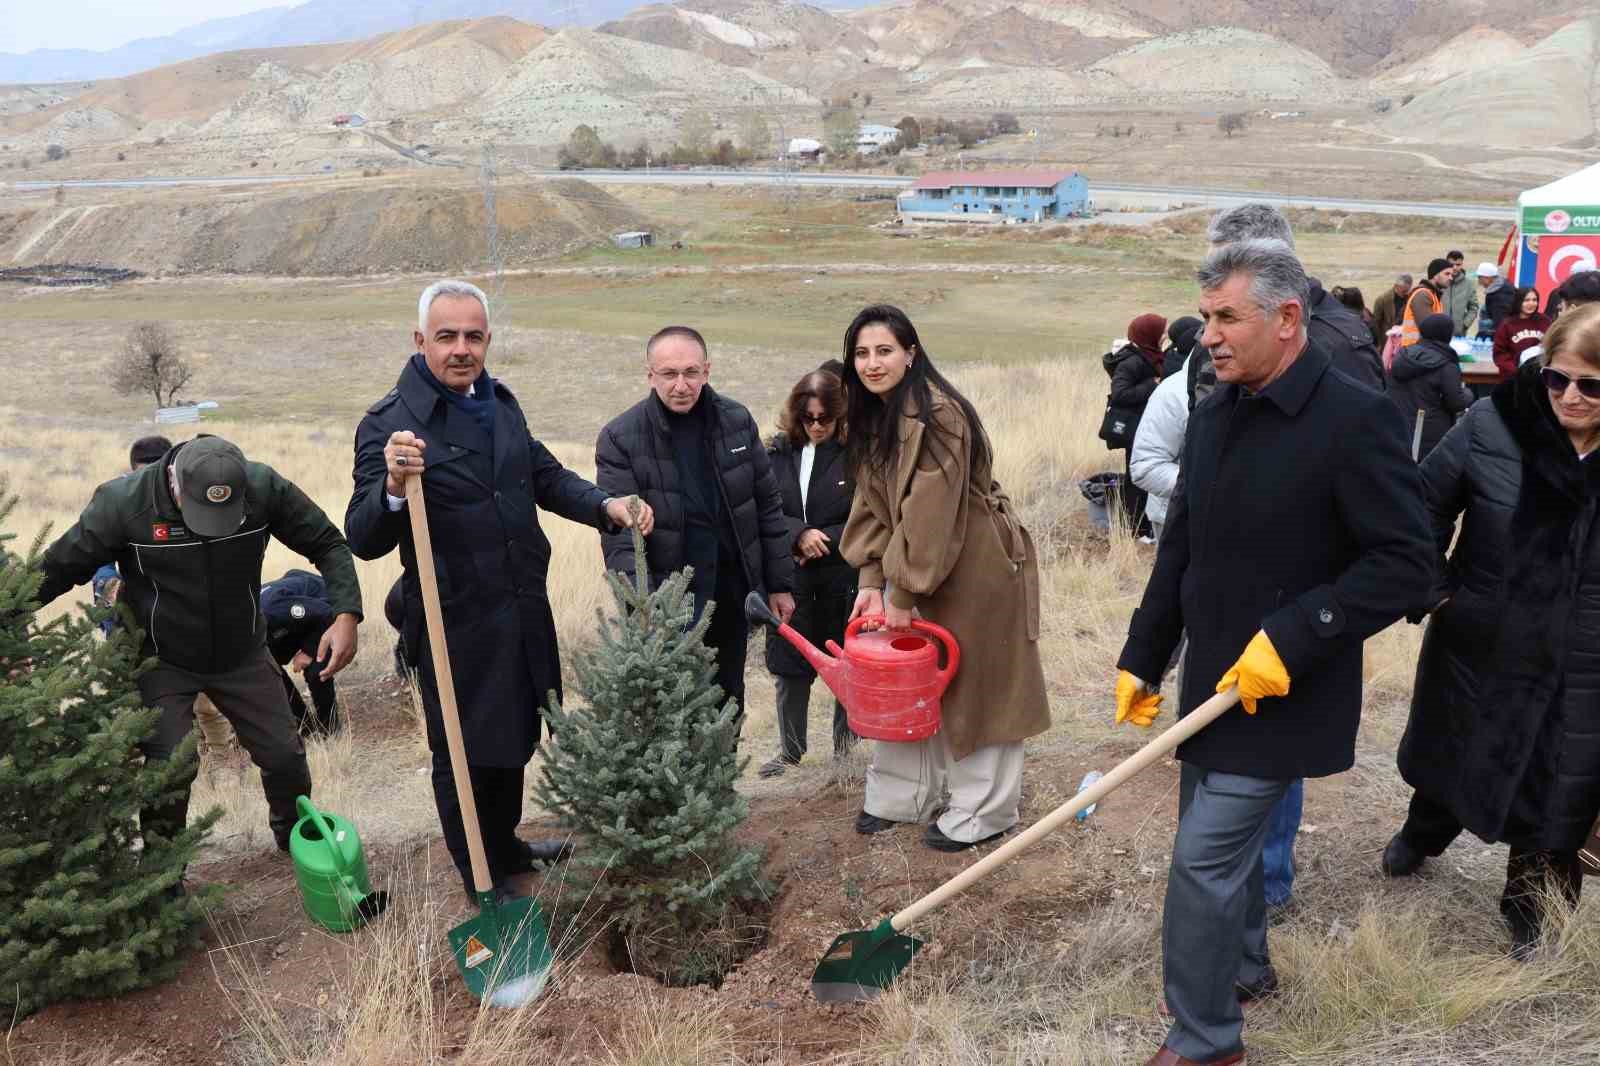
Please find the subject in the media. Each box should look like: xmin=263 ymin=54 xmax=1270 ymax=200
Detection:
xmin=1130 ymin=370 xmax=1190 ymax=544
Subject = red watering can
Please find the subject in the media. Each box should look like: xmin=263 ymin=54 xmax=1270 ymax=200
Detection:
xmin=745 ymin=591 xmax=960 ymax=742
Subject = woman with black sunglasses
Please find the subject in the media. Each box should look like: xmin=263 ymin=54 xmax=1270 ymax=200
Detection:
xmin=1384 ymin=303 xmax=1600 ymax=960
xmin=758 ymin=367 xmax=859 ymax=777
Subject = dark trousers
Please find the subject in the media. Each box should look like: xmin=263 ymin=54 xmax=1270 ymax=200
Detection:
xmin=1400 ymin=791 xmax=1585 ymax=936
xmin=774 ymin=674 xmax=855 ymax=761
xmin=1162 ymin=763 xmax=1292 ymax=1062
xmin=276 ymin=660 xmax=339 ymax=736
xmin=703 ymin=561 xmax=750 ymax=731
xmin=1121 ymin=449 xmax=1151 ymax=537
xmin=137 ymin=647 xmax=311 ymax=846
xmin=430 ymin=749 xmax=526 ymax=891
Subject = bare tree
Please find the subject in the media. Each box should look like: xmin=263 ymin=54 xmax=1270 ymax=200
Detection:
xmin=1218 ymin=112 xmax=1248 ymax=138
xmin=110 ymin=323 xmax=191 ymax=408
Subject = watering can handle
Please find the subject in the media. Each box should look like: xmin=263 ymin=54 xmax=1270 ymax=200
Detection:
xmin=294 ymin=794 xmax=354 ymax=879
xmin=842 ymin=616 xmax=962 ymax=685
xmin=890 ymin=686 xmax=1242 ymax=932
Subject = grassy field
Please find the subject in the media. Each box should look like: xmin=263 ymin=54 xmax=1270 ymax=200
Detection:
xmin=5 ymin=185 xmax=1587 ymax=1065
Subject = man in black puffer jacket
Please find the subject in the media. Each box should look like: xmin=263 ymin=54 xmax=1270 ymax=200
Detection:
xmin=596 ymin=325 xmax=794 ymax=728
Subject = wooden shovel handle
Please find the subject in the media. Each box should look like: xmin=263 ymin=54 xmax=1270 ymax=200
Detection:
xmin=891 ymin=686 xmax=1242 ymax=932
xmin=405 ymin=474 xmax=495 ymax=896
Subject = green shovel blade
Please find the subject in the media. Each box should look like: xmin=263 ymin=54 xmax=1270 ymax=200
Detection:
xmin=448 ymin=892 xmax=555 ymax=1007
xmin=811 ymin=917 xmax=925 ymax=1003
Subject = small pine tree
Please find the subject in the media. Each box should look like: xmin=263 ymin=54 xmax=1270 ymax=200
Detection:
xmin=536 ymin=516 xmax=768 ymax=982
xmin=0 ymin=484 xmax=219 ymax=1019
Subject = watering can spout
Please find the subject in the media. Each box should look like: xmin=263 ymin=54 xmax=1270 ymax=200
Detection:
xmin=743 ymin=591 xmax=847 ymax=691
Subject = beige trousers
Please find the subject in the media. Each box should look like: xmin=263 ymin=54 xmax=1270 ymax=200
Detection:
xmin=194 ymin=693 xmax=235 ymax=757
xmin=863 ymin=732 xmax=1025 ymax=843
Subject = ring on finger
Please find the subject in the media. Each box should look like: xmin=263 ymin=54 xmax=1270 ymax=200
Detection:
xmin=396 ymin=455 xmax=407 ymax=466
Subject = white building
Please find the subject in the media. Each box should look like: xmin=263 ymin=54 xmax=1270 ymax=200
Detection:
xmin=785 ymin=137 xmax=824 ymax=160
xmin=857 ymin=123 xmax=901 ymax=154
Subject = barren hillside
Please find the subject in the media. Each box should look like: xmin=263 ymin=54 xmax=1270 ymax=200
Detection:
xmin=1374 ymin=26 xmax=1527 ymax=91
xmin=477 ymin=28 xmax=805 ymax=146
xmin=0 ymin=19 xmax=548 ymax=152
xmin=1087 ymin=27 xmax=1346 ymax=100
xmin=1383 ymin=15 xmax=1599 ymax=148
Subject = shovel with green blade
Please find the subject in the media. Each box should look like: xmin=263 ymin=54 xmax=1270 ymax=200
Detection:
xmin=812 ymin=685 xmax=1242 ymax=1002
xmin=406 ymin=473 xmax=554 ymax=1008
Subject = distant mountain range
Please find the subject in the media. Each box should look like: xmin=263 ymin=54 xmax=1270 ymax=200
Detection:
xmin=0 ymin=0 xmax=874 ymax=84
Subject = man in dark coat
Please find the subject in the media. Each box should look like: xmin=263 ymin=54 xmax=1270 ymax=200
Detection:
xmin=346 ymin=279 xmax=652 ymax=903
xmin=1187 ymin=202 xmax=1392 ymax=920
xmin=1203 ymin=203 xmax=1385 ymax=392
xmin=595 ymin=326 xmax=794 ymax=730
xmin=1113 ymin=239 xmax=1433 ymax=1066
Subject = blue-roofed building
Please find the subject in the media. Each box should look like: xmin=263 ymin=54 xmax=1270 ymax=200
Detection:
xmin=896 ymin=169 xmax=1090 ymax=223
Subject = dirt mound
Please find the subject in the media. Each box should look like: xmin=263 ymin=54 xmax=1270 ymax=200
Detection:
xmin=1382 ymin=15 xmax=1599 ymax=147
xmin=1086 ymin=26 xmax=1345 ymax=100
xmin=0 ymin=176 xmax=651 ymax=276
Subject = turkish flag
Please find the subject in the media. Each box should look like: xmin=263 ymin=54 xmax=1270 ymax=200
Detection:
xmin=1535 ymin=235 xmax=1600 ymax=307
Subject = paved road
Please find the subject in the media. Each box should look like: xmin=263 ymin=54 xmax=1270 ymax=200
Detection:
xmin=10 ymin=167 xmax=1517 ymax=222
xmin=520 ymin=167 xmax=1517 ymax=222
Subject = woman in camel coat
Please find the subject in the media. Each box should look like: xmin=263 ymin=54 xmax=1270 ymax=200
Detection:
xmin=839 ymin=304 xmax=1051 ymax=852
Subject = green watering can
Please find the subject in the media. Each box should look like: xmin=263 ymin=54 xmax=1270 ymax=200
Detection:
xmin=289 ymin=795 xmax=390 ymax=932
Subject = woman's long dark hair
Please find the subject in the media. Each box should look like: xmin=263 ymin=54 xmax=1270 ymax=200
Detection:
xmin=840 ymin=304 xmax=992 ymax=483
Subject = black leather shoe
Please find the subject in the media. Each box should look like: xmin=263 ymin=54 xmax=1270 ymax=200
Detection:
xmin=1509 ymin=920 xmax=1541 ymax=963
xmin=1381 ymin=833 xmax=1425 ymax=877
xmin=462 ymin=878 xmax=525 ymax=908
xmin=855 ymin=810 xmax=899 ymax=835
xmin=503 ymin=838 xmax=574 ymax=875
xmin=1237 ymin=965 xmax=1279 ymax=1003
xmin=924 ymin=823 xmax=1007 ymax=852
xmin=759 ymin=756 xmax=800 ymax=778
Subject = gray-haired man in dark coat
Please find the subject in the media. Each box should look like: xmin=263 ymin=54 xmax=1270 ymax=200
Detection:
xmin=1113 ymin=240 xmax=1433 ymax=1066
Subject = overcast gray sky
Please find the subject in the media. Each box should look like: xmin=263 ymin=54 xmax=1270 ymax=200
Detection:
xmin=2 ymin=1 xmax=291 ymax=54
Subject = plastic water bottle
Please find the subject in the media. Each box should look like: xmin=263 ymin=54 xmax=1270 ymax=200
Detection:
xmin=1074 ymin=770 xmax=1105 ymax=823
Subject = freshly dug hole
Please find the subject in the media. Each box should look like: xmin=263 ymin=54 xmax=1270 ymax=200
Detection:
xmin=606 ymin=894 xmax=775 ymax=988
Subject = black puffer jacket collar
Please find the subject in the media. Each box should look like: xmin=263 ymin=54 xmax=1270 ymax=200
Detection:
xmin=1390 ymin=339 xmax=1455 ymax=381
xmin=1102 ymin=343 xmax=1145 ymax=374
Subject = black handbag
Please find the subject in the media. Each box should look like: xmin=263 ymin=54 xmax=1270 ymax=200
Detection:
xmin=1097 ymin=398 xmax=1139 ymax=450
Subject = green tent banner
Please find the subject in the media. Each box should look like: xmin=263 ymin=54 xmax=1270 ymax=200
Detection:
xmin=1522 ymin=205 xmax=1600 ymax=236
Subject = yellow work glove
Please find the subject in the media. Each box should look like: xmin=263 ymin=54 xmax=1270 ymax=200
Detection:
xmin=1216 ymin=630 xmax=1291 ymax=714
xmin=1115 ymin=670 xmax=1162 ymax=728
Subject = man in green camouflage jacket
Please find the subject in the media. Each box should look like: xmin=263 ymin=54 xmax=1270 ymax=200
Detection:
xmin=36 ymin=435 xmax=362 ymax=852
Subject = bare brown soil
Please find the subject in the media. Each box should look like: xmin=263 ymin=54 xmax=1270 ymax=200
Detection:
xmin=5 ymin=671 xmax=1245 ymax=1066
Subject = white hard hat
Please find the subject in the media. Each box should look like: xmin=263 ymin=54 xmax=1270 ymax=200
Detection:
xmin=1475 ymin=262 xmax=1498 ymax=278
